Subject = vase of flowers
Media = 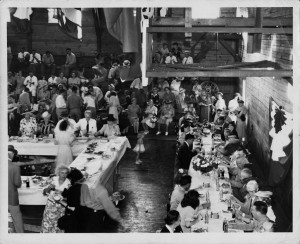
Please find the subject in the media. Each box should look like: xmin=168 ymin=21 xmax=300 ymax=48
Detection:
xmin=191 ymin=154 xmax=217 ymax=173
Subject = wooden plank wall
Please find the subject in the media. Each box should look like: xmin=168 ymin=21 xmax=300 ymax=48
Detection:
xmin=240 ymin=7 xmax=293 ymax=166
xmin=8 ymin=8 xmax=98 ymax=57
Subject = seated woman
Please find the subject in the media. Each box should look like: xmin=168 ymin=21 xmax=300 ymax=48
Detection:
xmin=95 ymin=114 xmax=120 ymax=137
xmin=141 ymin=99 xmax=158 ymax=134
xmin=19 ymin=110 xmax=37 ymax=137
xmin=148 ymin=87 xmax=160 ymax=108
xmin=160 ymin=210 xmax=183 ymax=233
xmin=228 ymin=121 xmax=239 ymax=138
xmin=156 ymin=100 xmax=175 ymax=136
xmin=162 ymin=87 xmax=176 ymax=108
xmin=177 ymin=190 xmax=203 ymax=233
xmin=40 ymin=166 xmax=71 ymax=233
xmin=216 ymin=129 xmax=241 ymax=157
xmin=38 ymin=111 xmax=55 ymax=136
xmin=127 ymin=97 xmax=141 ymax=134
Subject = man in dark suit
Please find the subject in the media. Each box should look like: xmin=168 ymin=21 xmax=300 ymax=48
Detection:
xmin=8 ymin=146 xmax=24 ymax=233
xmin=177 ymin=134 xmax=198 ymax=170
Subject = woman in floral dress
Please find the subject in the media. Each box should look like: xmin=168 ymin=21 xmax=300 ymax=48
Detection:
xmin=40 ymin=166 xmax=71 ymax=233
xmin=19 ymin=111 xmax=37 ymax=137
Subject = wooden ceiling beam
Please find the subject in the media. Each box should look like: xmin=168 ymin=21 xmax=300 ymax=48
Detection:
xmin=147 ymin=27 xmax=292 ymax=34
xmin=150 ymin=17 xmax=292 ymax=27
xmin=146 ymin=69 xmax=292 ymax=77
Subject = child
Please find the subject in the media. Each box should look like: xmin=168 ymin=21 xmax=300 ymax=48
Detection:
xmin=133 ymin=132 xmax=145 ymax=164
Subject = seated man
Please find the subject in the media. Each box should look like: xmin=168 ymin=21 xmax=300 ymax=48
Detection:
xmin=165 ymin=51 xmax=177 ymax=64
xmin=41 ymin=51 xmax=56 ymax=75
xmin=182 ymin=50 xmax=193 ymax=64
xmin=74 ymin=110 xmax=97 ymax=137
xmin=29 ymin=49 xmax=41 ymax=74
xmin=170 ymin=175 xmax=192 ymax=211
xmin=156 ymin=100 xmax=175 ymax=136
xmin=61 ymin=48 xmax=76 ymax=77
xmin=234 ymin=201 xmax=274 ymax=232
xmin=17 ymin=47 xmax=30 ymax=72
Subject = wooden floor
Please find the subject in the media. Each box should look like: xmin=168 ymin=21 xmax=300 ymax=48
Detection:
xmin=20 ymin=134 xmax=177 ymax=233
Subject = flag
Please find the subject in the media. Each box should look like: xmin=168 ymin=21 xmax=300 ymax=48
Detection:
xmin=10 ymin=8 xmax=33 ymax=33
xmin=268 ymin=97 xmax=293 ymax=186
xmin=57 ymin=8 xmax=82 ymax=40
xmin=104 ymin=8 xmax=142 ymax=80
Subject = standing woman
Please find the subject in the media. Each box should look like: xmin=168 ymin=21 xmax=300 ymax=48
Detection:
xmin=54 ymin=120 xmax=75 ymax=169
xmin=235 ymin=100 xmax=247 ymax=141
xmin=127 ymin=97 xmax=141 ymax=134
xmin=40 ymin=166 xmax=71 ymax=233
xmin=214 ymin=92 xmax=226 ymax=121
xmin=108 ymin=91 xmax=121 ymax=124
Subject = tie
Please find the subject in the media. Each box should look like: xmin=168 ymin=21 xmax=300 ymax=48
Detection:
xmin=184 ymin=58 xmax=187 ymax=64
xmin=86 ymin=120 xmax=89 ymax=133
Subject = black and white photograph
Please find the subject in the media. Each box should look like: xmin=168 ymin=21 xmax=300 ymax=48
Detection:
xmin=1 ymin=1 xmax=299 ymax=244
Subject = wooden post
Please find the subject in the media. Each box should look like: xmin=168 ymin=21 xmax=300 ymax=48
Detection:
xmin=253 ymin=8 xmax=263 ymax=52
xmin=184 ymin=8 xmax=192 ymax=47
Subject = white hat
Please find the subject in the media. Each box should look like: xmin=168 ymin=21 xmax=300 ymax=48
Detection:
xmin=255 ymin=191 xmax=273 ymax=198
xmin=42 ymin=111 xmax=50 ymax=119
xmin=123 ymin=60 xmax=131 ymax=66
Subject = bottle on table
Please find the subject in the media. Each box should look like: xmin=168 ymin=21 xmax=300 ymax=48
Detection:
xmin=219 ymin=189 xmax=223 ymax=201
xmin=205 ymin=209 xmax=209 ymax=224
xmin=227 ymin=199 xmax=232 ymax=211
xmin=223 ymin=218 xmax=228 ymax=232
xmin=26 ymin=177 xmax=30 ymax=188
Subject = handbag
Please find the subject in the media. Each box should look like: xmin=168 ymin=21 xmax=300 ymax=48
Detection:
xmin=57 ymin=209 xmax=74 ymax=230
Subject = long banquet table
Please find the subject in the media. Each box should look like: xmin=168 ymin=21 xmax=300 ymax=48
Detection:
xmin=17 ymin=136 xmax=131 ymax=205
xmin=188 ymin=133 xmax=234 ymax=232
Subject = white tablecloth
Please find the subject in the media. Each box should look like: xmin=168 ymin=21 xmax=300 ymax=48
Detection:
xmin=9 ymin=139 xmax=92 ymax=156
xmin=18 ymin=137 xmax=131 ymax=205
xmin=188 ymin=133 xmax=233 ymax=232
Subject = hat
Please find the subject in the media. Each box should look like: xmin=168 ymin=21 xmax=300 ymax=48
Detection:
xmin=60 ymin=110 xmax=69 ymax=118
xmin=106 ymin=114 xmax=116 ymax=122
xmin=58 ymin=83 xmax=63 ymax=87
xmin=164 ymin=100 xmax=172 ymax=104
xmin=176 ymin=77 xmax=184 ymax=81
xmin=179 ymin=88 xmax=186 ymax=94
xmin=108 ymin=84 xmax=115 ymax=89
xmin=123 ymin=60 xmax=131 ymax=66
xmin=42 ymin=111 xmax=51 ymax=119
xmin=8 ymin=145 xmax=18 ymax=155
xmin=255 ymin=191 xmax=273 ymax=198
xmin=8 ymin=103 xmax=17 ymax=113
xmin=184 ymin=50 xmax=190 ymax=53
xmin=85 ymin=109 xmax=92 ymax=114
xmin=147 ymin=99 xmax=153 ymax=104
xmin=238 ymin=100 xmax=244 ymax=104
xmin=217 ymin=92 xmax=223 ymax=96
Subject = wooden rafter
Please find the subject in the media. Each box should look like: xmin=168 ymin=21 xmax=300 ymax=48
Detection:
xmin=150 ymin=17 xmax=292 ymax=27
xmin=148 ymin=27 xmax=292 ymax=34
xmin=218 ymin=39 xmax=242 ymax=62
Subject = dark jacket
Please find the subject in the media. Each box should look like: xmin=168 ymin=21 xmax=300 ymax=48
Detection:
xmin=177 ymin=142 xmax=197 ymax=170
xmin=8 ymin=161 xmax=22 ymax=206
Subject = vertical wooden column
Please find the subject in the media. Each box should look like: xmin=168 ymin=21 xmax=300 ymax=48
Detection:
xmin=142 ymin=19 xmax=150 ymax=86
xmin=184 ymin=8 xmax=192 ymax=47
xmin=253 ymin=8 xmax=263 ymax=52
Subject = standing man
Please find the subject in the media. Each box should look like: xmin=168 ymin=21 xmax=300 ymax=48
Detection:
xmin=177 ymin=134 xmax=198 ymax=170
xmin=67 ymin=86 xmax=82 ymax=122
xmin=61 ymin=48 xmax=76 ymax=77
xmin=24 ymin=71 xmax=38 ymax=104
xmin=41 ymin=51 xmax=56 ymax=76
xmin=8 ymin=146 xmax=24 ymax=233
xmin=29 ymin=49 xmax=41 ymax=74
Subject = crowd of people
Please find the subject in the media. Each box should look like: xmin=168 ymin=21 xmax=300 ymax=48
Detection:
xmin=8 ymin=46 xmax=255 ymax=233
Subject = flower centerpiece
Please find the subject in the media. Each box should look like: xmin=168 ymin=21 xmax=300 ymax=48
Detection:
xmin=191 ymin=154 xmax=218 ymax=173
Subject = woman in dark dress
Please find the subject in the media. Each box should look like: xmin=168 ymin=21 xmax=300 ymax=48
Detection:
xmin=60 ymin=169 xmax=90 ymax=233
xmin=160 ymin=210 xmax=183 ymax=233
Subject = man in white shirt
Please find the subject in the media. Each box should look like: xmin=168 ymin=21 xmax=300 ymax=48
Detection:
xmin=182 ymin=51 xmax=193 ymax=64
xmin=75 ymin=110 xmax=97 ymax=136
xmin=48 ymin=73 xmax=58 ymax=85
xmin=18 ymin=47 xmax=29 ymax=64
xmin=41 ymin=51 xmax=56 ymax=75
xmin=170 ymin=175 xmax=191 ymax=210
xmin=29 ymin=49 xmax=41 ymax=74
xmin=165 ymin=52 xmax=178 ymax=64
xmin=54 ymin=110 xmax=76 ymax=135
xmin=61 ymin=48 xmax=77 ymax=76
xmin=24 ymin=72 xmax=38 ymax=103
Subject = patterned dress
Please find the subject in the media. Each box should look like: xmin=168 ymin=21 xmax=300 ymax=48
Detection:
xmin=40 ymin=177 xmax=70 ymax=233
xmin=19 ymin=118 xmax=37 ymax=136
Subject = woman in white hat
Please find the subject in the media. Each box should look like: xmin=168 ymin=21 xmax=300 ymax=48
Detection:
xmin=38 ymin=111 xmax=55 ymax=136
xmin=19 ymin=110 xmax=37 ymax=137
